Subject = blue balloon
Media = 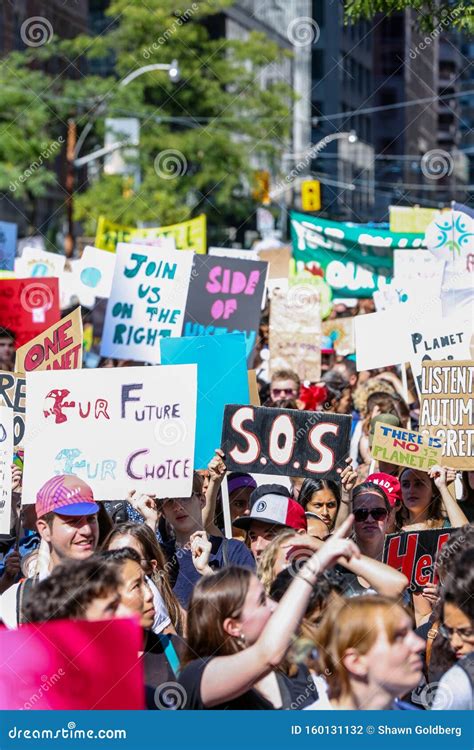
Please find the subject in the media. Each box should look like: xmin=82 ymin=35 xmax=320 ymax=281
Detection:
xmin=80 ymin=267 xmax=101 ymax=288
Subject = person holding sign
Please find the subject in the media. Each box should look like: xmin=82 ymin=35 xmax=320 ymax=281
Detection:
xmin=178 ymin=516 xmax=359 ymax=709
xmin=398 ymin=466 xmax=468 ymax=532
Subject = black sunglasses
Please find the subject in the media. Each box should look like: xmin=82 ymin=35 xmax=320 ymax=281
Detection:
xmin=353 ymin=507 xmax=388 ymax=522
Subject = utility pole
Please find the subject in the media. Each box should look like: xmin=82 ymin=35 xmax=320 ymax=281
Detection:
xmin=64 ymin=118 xmax=76 ymax=258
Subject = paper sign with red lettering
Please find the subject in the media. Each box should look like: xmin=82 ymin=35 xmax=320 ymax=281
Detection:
xmin=371 ymin=421 xmax=443 ymax=472
xmin=183 ymin=255 xmax=267 ymax=366
xmin=101 ymin=243 xmax=194 ymax=364
xmin=221 ymin=405 xmax=351 ymax=480
xmin=15 ymin=308 xmax=83 ymax=373
xmin=22 ymin=364 xmax=197 ymax=503
xmin=0 ymin=278 xmax=60 ymax=347
xmin=0 ymin=371 xmax=25 ymax=448
xmin=0 ymin=617 xmax=144 ymax=709
xmin=0 ymin=405 xmax=13 ymax=533
xmin=383 ymin=528 xmax=453 ymax=592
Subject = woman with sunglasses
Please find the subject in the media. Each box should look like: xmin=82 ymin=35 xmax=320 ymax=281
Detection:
xmin=432 ymin=549 xmax=474 ymax=710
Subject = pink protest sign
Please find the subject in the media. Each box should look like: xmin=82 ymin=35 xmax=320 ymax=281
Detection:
xmin=0 ymin=617 xmax=144 ymax=709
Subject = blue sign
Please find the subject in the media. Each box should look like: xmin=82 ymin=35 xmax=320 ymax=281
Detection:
xmin=160 ymin=333 xmax=249 ymax=469
xmin=0 ymin=221 xmax=17 ymax=270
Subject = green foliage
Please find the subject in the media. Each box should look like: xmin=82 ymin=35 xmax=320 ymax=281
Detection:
xmin=345 ymin=0 xmax=474 ymax=32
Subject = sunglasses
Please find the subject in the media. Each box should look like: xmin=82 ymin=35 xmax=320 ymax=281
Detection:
xmin=271 ymin=387 xmax=297 ymax=396
xmin=353 ymin=507 xmax=388 ymax=522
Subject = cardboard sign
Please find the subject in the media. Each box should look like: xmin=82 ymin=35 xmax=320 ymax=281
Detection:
xmin=182 ymin=255 xmax=267 ymax=366
xmin=269 ymin=287 xmax=321 ymax=381
xmin=371 ymin=421 xmax=443 ymax=472
xmin=248 ymin=370 xmax=260 ymax=406
xmin=101 ymin=244 xmax=194 ymax=364
xmin=408 ymin=312 xmax=472 ymax=395
xmin=420 ymin=360 xmax=474 ymax=470
xmin=0 ymin=405 xmax=13 ymax=533
xmin=0 ymin=221 xmax=17 ymax=271
xmin=221 ymin=405 xmax=351 ymax=480
xmin=354 ymin=300 xmax=442 ymax=371
xmin=161 ymin=334 xmax=249 ymax=469
xmin=15 ymin=308 xmax=83 ymax=374
xmin=0 ymin=618 xmax=144 ymax=709
xmin=383 ymin=528 xmax=452 ymax=592
xmin=321 ymin=317 xmax=355 ymax=355
xmin=22 ymin=364 xmax=197 ymax=502
xmin=15 ymin=248 xmax=66 ymax=278
xmin=95 ymin=214 xmax=206 ymax=254
xmin=0 ymin=278 xmax=60 ymax=347
xmin=0 ymin=371 xmax=25 ymax=448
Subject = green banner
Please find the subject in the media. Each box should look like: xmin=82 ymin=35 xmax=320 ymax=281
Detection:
xmin=290 ymin=211 xmax=426 ymax=298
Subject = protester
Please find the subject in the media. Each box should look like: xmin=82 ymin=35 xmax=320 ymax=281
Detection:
xmin=306 ymin=596 xmax=424 ymax=710
xmin=214 ymin=472 xmax=257 ymax=540
xmin=398 ymin=466 xmax=468 ymax=531
xmin=100 ymin=547 xmax=156 ymax=629
xmin=178 ymin=516 xmax=358 ymax=709
xmin=232 ymin=484 xmax=307 ymax=562
xmin=460 ymin=471 xmax=474 ymax=522
xmin=158 ymin=472 xmax=255 ymax=607
xmin=268 ymin=369 xmax=301 ymax=406
xmin=103 ymin=522 xmax=184 ymax=635
xmin=0 ymin=327 xmax=16 ymax=371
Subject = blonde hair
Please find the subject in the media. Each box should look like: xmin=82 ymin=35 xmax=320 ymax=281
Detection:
xmin=316 ymin=596 xmax=410 ymax=700
xmin=257 ymin=528 xmax=300 ymax=593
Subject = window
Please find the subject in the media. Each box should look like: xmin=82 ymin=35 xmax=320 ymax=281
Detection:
xmin=312 ymin=50 xmax=324 ymax=79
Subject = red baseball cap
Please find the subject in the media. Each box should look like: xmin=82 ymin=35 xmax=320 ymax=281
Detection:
xmin=36 ymin=475 xmax=99 ymax=518
xmin=367 ymin=472 xmax=401 ymax=508
xmin=233 ymin=485 xmax=307 ymax=532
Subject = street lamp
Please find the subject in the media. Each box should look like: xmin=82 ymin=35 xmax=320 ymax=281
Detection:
xmin=64 ymin=60 xmax=180 ymax=256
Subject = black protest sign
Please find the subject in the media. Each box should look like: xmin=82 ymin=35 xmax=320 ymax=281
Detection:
xmin=182 ymin=255 xmax=268 ymax=367
xmin=0 ymin=370 xmax=25 ymax=448
xmin=221 ymin=405 xmax=351 ymax=480
xmin=383 ymin=528 xmax=453 ymax=592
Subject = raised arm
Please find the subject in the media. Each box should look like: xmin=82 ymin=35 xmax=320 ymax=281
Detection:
xmin=338 ymin=552 xmax=409 ymax=598
xmin=202 ymin=449 xmax=226 ymax=537
xmin=199 ymin=515 xmax=359 ymax=707
xmin=430 ymin=465 xmax=468 ymax=528
xmin=334 ymin=457 xmax=358 ymax=529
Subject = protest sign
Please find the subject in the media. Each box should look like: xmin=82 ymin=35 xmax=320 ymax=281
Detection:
xmin=101 ymin=244 xmax=194 ymax=364
xmin=15 ymin=308 xmax=83 ymax=373
xmin=161 ymin=334 xmax=249 ymax=469
xmin=393 ymin=249 xmax=445 ymax=285
xmin=221 ymin=405 xmax=351 ymax=480
xmin=321 ymin=317 xmax=355 ymax=355
xmin=22 ymin=364 xmax=197 ymax=502
xmin=419 ymin=360 xmax=474 ymax=470
xmin=248 ymin=370 xmax=260 ymax=406
xmin=408 ymin=312 xmax=472 ymax=395
xmin=0 ymin=371 xmax=25 ymax=448
xmin=182 ymin=255 xmax=267 ymax=366
xmin=0 ymin=618 xmax=144 ymax=709
xmin=95 ymin=214 xmax=206 ymax=254
xmin=0 ymin=221 xmax=17 ymax=270
xmin=269 ymin=287 xmax=321 ymax=381
xmin=383 ymin=528 xmax=452 ymax=592
xmin=15 ymin=248 xmax=65 ymax=278
xmin=209 ymin=246 xmax=260 ymax=261
xmin=354 ymin=300 xmax=442 ymax=371
xmin=73 ymin=245 xmax=116 ymax=306
xmin=389 ymin=206 xmax=439 ymax=234
xmin=0 ymin=278 xmax=60 ymax=347
xmin=371 ymin=421 xmax=443 ymax=472
xmin=0 ymin=405 xmax=13 ymax=533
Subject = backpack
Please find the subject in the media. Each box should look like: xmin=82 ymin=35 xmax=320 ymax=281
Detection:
xmin=15 ymin=577 xmax=36 ymax=625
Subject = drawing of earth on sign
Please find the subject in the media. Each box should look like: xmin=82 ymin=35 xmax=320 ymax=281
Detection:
xmin=80 ymin=267 xmax=102 ymax=288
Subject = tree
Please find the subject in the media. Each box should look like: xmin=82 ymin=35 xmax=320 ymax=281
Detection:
xmin=345 ymin=0 xmax=473 ymax=32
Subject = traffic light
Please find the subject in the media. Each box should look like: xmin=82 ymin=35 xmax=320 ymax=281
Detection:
xmin=252 ymin=170 xmax=270 ymax=205
xmin=301 ymin=179 xmax=321 ymax=211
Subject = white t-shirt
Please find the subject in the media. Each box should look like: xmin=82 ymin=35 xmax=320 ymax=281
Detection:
xmin=431 ymin=665 xmax=473 ymax=710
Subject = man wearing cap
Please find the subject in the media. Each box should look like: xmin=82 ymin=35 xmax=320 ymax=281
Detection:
xmin=0 ymin=475 xmax=100 ymax=628
xmin=233 ymin=484 xmax=307 ymax=562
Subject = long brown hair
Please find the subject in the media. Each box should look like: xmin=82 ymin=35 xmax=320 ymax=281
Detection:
xmin=103 ymin=522 xmax=184 ymax=634
xmin=182 ymin=566 xmax=253 ymax=667
xmin=396 ymin=468 xmax=444 ymax=529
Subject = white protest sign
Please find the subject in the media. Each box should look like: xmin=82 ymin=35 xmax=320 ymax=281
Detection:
xmin=393 ymin=250 xmax=445 ymax=284
xmin=15 ymin=248 xmax=66 ymax=279
xmin=408 ymin=313 xmax=473 ymax=395
xmin=101 ymin=243 xmax=194 ymax=363
xmin=22 ymin=365 xmax=197 ymax=502
xmin=0 ymin=405 xmax=13 ymax=534
xmin=72 ymin=246 xmax=116 ymax=307
xmin=354 ymin=299 xmax=442 ymax=371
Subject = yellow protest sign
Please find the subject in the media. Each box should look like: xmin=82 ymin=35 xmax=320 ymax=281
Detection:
xmin=371 ymin=421 xmax=443 ymax=472
xmin=420 ymin=360 xmax=474 ymax=470
xmin=95 ymin=214 xmax=207 ymax=254
xmin=389 ymin=206 xmax=439 ymax=233
xmin=15 ymin=308 xmax=83 ymax=373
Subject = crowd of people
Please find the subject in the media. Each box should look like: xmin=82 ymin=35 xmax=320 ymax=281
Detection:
xmin=1 ymin=330 xmax=473 ymax=710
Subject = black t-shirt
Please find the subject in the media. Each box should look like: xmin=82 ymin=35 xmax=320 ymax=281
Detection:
xmin=178 ymin=657 xmax=316 ymax=710
xmin=143 ymin=632 xmax=188 ymax=710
